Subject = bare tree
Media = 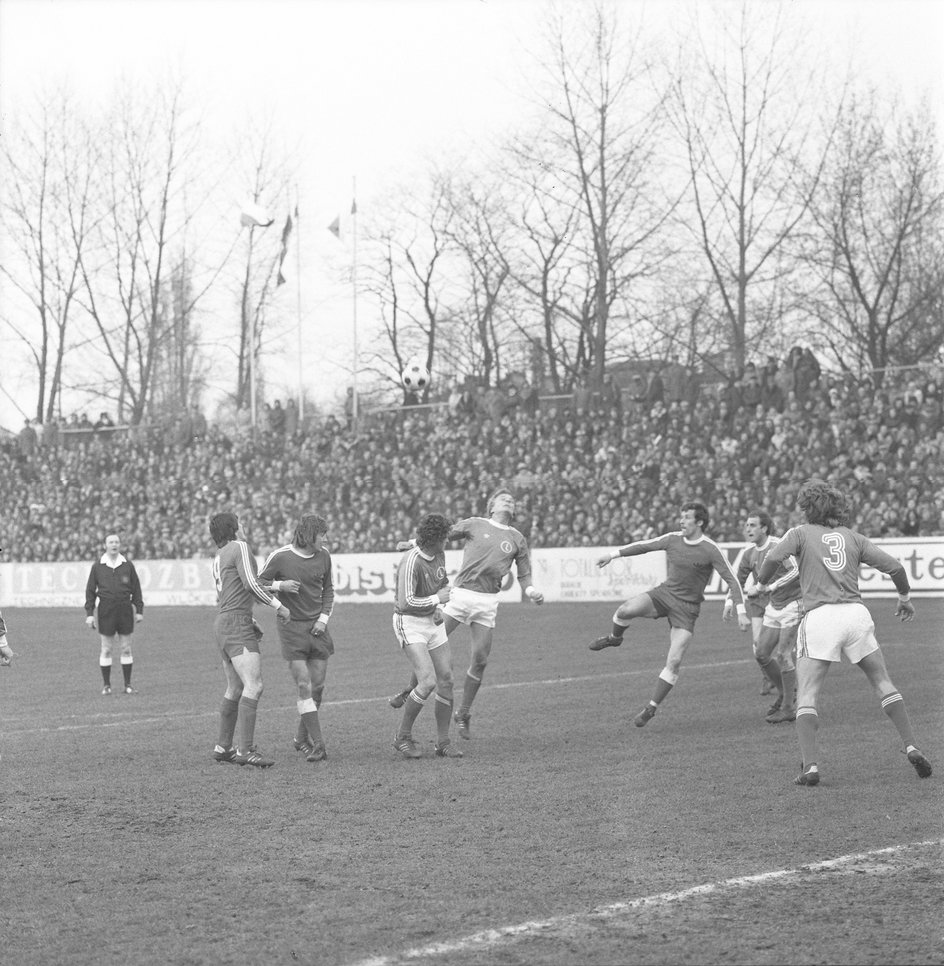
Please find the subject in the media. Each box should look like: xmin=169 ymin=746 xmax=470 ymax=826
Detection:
xmin=148 ymin=256 xmax=210 ymax=418
xmin=438 ymin=172 xmax=514 ymax=387
xmin=513 ymin=2 xmax=676 ymax=389
xmin=360 ymin=177 xmax=457 ymax=403
xmin=0 ymin=88 xmax=97 ymax=421
xmin=667 ymin=1 xmax=835 ymax=374
xmin=802 ymin=92 xmax=944 ymax=377
xmin=68 ymin=79 xmax=204 ymax=423
xmin=497 ymin=158 xmax=584 ymax=393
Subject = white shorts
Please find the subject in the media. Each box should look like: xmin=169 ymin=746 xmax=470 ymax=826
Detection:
xmin=392 ymin=613 xmax=447 ymax=650
xmin=763 ymin=599 xmax=802 ymax=630
xmin=798 ymin=602 xmax=878 ymax=664
xmin=442 ymin=586 xmax=499 ymax=629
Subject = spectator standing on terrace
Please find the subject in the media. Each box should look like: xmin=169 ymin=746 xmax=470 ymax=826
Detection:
xmin=388 ymin=488 xmax=544 ymax=741
xmin=662 ymin=357 xmax=687 ymax=406
xmin=17 ymin=419 xmax=37 ymax=459
xmin=209 ymin=512 xmax=290 ymax=768
xmin=758 ymin=479 xmax=932 ymax=787
xmin=588 ymin=502 xmax=749 ymax=728
xmin=283 ymin=398 xmax=299 ymax=440
xmin=84 ymin=534 xmax=144 ymax=695
xmin=259 ymin=513 xmax=335 ymax=763
xmin=390 ymin=513 xmax=461 ymax=759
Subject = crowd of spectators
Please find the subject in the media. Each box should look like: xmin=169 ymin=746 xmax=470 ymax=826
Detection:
xmin=1 ymin=351 xmax=942 ymax=563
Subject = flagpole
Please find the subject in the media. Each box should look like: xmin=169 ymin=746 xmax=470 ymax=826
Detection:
xmin=294 ymin=189 xmax=304 ymax=422
xmin=351 ymin=176 xmax=359 ymax=429
xmin=248 ymin=231 xmax=257 ymax=433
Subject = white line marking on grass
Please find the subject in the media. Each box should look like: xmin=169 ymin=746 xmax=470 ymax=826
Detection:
xmin=347 ymin=840 xmax=943 ymax=966
xmin=1 ymin=658 xmax=755 ymax=736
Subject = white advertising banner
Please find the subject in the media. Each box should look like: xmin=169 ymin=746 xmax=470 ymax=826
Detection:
xmin=0 ymin=548 xmax=522 ymax=608
xmin=532 ymin=547 xmax=666 ymax=602
xmin=0 ymin=539 xmax=941 ymax=608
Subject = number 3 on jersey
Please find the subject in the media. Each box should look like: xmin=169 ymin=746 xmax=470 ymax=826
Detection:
xmin=821 ymin=533 xmax=846 ymax=571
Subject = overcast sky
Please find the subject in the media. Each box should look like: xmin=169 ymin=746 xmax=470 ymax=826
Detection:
xmin=1 ymin=0 xmax=942 ymax=429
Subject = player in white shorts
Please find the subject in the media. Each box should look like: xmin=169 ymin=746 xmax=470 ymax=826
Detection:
xmin=759 ymin=479 xmax=932 ymax=787
xmin=388 ymin=488 xmax=544 ymax=741
xmin=390 ymin=513 xmax=460 ymax=759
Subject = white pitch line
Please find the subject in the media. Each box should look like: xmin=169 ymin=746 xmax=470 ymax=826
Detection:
xmin=348 ymin=840 xmax=943 ymax=966
xmin=0 ymin=657 xmax=755 ymax=736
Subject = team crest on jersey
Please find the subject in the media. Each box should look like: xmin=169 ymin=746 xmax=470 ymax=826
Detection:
xmin=500 ymin=540 xmax=513 ymax=554
xmin=437 ymin=566 xmax=446 ymax=579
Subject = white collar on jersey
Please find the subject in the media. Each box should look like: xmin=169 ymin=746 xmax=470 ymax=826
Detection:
xmin=289 ymin=545 xmax=316 ymax=558
xmin=100 ymin=553 xmax=127 ymax=568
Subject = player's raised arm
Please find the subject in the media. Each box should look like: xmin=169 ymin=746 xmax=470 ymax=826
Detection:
xmin=598 ymin=534 xmax=669 ymax=568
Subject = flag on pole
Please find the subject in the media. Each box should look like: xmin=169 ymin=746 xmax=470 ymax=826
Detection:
xmin=351 ymin=198 xmax=358 ymax=215
xmin=276 ymin=209 xmax=295 ymax=286
xmin=327 ymin=216 xmax=341 ymax=239
xmin=240 ymin=201 xmax=274 ymax=228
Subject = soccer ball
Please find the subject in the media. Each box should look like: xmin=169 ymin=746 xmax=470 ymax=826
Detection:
xmin=401 ymin=359 xmax=430 ymax=392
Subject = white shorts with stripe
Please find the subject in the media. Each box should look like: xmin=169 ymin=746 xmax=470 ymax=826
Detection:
xmin=762 ymin=599 xmax=802 ymax=630
xmin=442 ymin=586 xmax=499 ymax=629
xmin=392 ymin=613 xmax=447 ymax=650
xmin=798 ymin=602 xmax=879 ymax=664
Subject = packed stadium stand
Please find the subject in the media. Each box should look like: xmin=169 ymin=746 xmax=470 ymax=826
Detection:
xmin=2 ymin=355 xmax=942 ymax=562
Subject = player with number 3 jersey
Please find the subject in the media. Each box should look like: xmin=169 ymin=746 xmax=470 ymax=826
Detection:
xmin=759 ymin=479 xmax=932 ymax=787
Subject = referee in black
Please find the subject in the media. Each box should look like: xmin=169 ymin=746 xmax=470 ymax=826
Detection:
xmin=84 ymin=534 xmax=144 ymax=694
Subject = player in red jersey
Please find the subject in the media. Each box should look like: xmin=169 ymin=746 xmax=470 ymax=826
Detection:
xmin=390 ymin=513 xmax=460 ymax=759
xmin=259 ymin=514 xmax=335 ymax=763
xmin=588 ymin=502 xmax=750 ymax=727
xmin=723 ymin=511 xmax=801 ymax=723
xmin=388 ymin=488 xmax=544 ymax=740
xmin=209 ymin=512 xmax=289 ymax=769
xmin=728 ymin=516 xmax=776 ymax=697
xmin=758 ymin=479 xmax=932 ymax=786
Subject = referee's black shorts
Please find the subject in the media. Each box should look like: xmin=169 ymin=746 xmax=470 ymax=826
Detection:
xmin=97 ymin=601 xmax=135 ymax=636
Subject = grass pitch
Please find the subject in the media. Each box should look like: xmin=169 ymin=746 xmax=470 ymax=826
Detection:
xmin=1 ymin=600 xmax=941 ymax=965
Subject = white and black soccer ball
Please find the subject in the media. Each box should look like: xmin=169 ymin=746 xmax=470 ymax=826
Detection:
xmin=401 ymin=359 xmax=431 ymax=392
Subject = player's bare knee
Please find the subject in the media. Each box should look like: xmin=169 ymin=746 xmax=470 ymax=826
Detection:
xmin=416 ymin=669 xmax=437 ymax=695
xmin=438 ymin=668 xmax=455 ymax=691
xmin=614 ymin=605 xmax=633 ymax=625
xmin=469 ymin=657 xmax=487 ymax=677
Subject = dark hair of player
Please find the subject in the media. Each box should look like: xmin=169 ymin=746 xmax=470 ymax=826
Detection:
xmin=209 ymin=512 xmax=239 ymax=548
xmin=293 ymin=514 xmax=329 ymax=550
xmin=415 ymin=514 xmax=453 ymax=552
xmin=797 ymin=479 xmax=849 ymax=528
xmin=749 ymin=510 xmax=774 ymax=536
xmin=681 ymin=501 xmax=709 ymax=529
